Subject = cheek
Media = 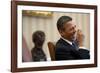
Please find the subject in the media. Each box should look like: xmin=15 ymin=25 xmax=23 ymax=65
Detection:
xmin=64 ymin=32 xmax=71 ymax=37
xmin=63 ymin=30 xmax=73 ymax=37
xmin=67 ymin=31 xmax=72 ymax=35
xmin=68 ymin=32 xmax=75 ymax=39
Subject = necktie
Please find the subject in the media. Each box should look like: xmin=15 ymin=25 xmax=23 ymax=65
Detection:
xmin=72 ymin=42 xmax=78 ymax=50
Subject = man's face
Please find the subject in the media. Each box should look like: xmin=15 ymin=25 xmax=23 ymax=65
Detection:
xmin=61 ymin=20 xmax=77 ymax=41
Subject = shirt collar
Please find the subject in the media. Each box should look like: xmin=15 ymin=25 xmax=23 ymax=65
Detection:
xmin=61 ymin=37 xmax=72 ymax=45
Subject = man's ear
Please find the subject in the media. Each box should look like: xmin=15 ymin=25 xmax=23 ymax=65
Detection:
xmin=59 ymin=30 xmax=64 ymax=36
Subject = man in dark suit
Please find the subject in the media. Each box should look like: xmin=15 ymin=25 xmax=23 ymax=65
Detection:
xmin=55 ymin=16 xmax=90 ymax=60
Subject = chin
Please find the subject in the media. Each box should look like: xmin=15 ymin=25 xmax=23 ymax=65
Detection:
xmin=72 ymin=35 xmax=76 ymax=40
xmin=71 ymin=37 xmax=76 ymax=41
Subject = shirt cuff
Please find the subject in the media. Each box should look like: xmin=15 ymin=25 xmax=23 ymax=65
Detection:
xmin=79 ymin=46 xmax=89 ymax=51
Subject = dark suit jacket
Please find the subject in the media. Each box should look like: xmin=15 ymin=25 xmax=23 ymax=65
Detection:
xmin=55 ymin=38 xmax=90 ymax=60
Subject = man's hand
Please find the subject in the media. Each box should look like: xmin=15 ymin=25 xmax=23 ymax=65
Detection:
xmin=76 ymin=29 xmax=84 ymax=47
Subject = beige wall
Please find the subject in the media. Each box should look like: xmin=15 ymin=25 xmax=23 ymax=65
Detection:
xmin=22 ymin=12 xmax=90 ymax=59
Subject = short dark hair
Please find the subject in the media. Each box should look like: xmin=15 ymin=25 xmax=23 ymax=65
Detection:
xmin=32 ymin=31 xmax=45 ymax=46
xmin=57 ymin=16 xmax=72 ymax=31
